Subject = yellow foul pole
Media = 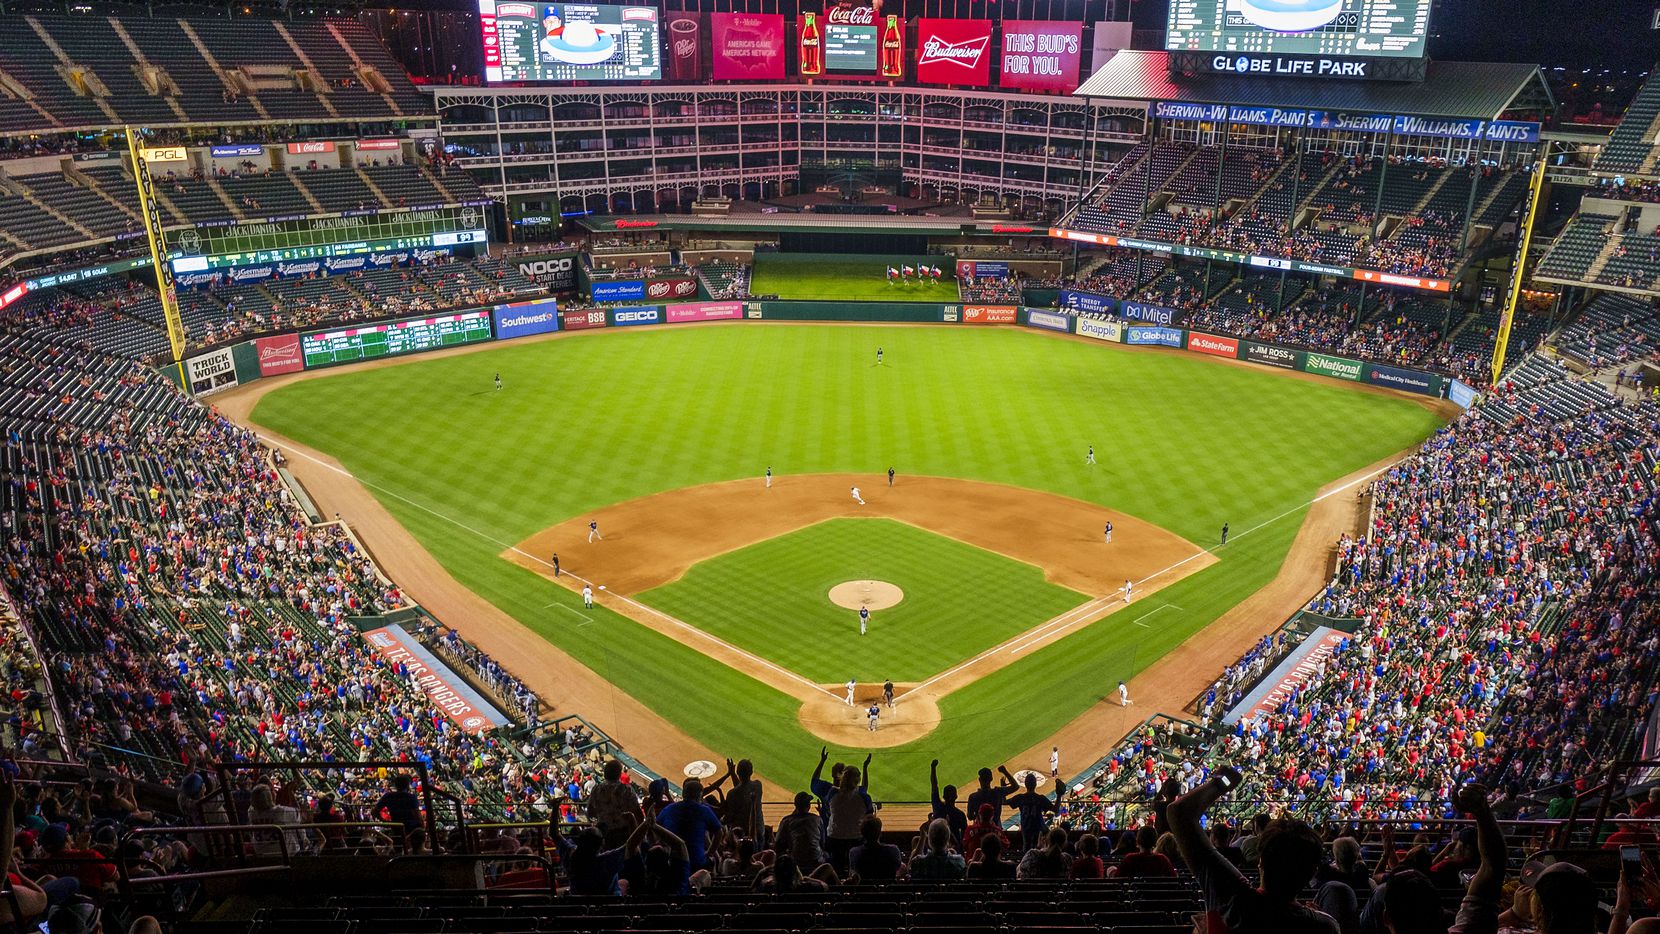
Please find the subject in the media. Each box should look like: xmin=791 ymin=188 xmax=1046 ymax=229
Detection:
xmin=1490 ymin=155 xmax=1548 ymax=387
xmin=124 ymin=127 xmax=188 ymax=367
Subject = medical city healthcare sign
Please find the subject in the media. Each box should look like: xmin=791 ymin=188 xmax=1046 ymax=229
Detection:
xmin=915 ymin=19 xmax=992 ymax=86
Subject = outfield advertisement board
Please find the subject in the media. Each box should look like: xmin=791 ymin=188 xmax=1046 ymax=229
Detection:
xmin=666 ymin=302 xmax=743 ymax=322
xmin=591 ymin=279 xmax=646 ymax=302
xmin=1125 ymin=326 xmax=1183 ymax=347
xmin=1024 ymin=309 xmax=1071 ymax=332
xmin=1242 ymin=340 xmax=1302 ymax=370
xmin=1059 ymin=289 xmax=1115 ymax=316
xmin=492 ymin=298 xmax=560 ymax=340
xmin=963 ymin=305 xmax=1018 ymax=323
xmin=645 ymin=277 xmax=699 ymax=301
xmin=185 ymin=347 xmax=239 ymax=395
xmin=1074 ymin=318 xmax=1122 ymax=342
xmin=1303 ymin=352 xmax=1365 ymax=382
xmin=1365 ymin=362 xmax=1442 ymax=396
xmin=511 ymin=251 xmax=579 ymax=292
xmin=561 ymin=308 xmax=610 ymax=331
xmin=254 ymin=334 xmax=304 ymax=376
xmin=610 ymin=305 xmax=663 ymax=326
xmin=1123 ymin=301 xmax=1184 ymax=326
xmin=956 ymin=260 xmax=1010 ymax=279
xmin=1186 ymin=331 xmax=1238 ymax=358
xmin=1448 ymin=378 xmax=1479 ymax=409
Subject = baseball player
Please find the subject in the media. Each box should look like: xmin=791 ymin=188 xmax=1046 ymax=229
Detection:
xmin=1221 ymin=522 xmax=1230 ymax=545
xmin=1050 ymin=746 xmax=1060 ymax=778
xmin=867 ymin=703 xmax=880 ymax=732
xmin=588 ymin=520 xmax=602 ymax=543
xmin=1124 ymin=579 xmax=1133 ymax=603
xmin=876 ymin=347 xmax=884 ymax=365
xmin=1086 ymin=445 xmax=1096 ymax=466
xmin=883 ymin=679 xmax=894 ymax=708
xmin=765 ymin=466 xmax=772 ymax=489
xmin=582 ymin=584 xmax=593 ymax=609
xmin=859 ymin=605 xmax=870 ymax=635
xmin=1104 ymin=521 xmax=1113 ymax=544
xmin=844 ymin=679 xmax=856 ymax=706
xmin=494 ymin=372 xmax=502 ymax=391
xmin=887 ymin=467 xmax=895 ymax=487
xmin=851 ymin=486 xmax=865 ymax=505
xmin=551 ymin=553 xmax=560 ymax=577
xmin=1118 ymin=680 xmax=1131 ymax=706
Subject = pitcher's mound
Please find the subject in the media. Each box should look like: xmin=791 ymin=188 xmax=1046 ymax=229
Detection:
xmin=828 ymin=580 xmax=904 ymax=611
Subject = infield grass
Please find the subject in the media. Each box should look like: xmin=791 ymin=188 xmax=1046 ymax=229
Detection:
xmin=751 ymin=252 xmax=963 ymax=302
xmin=638 ymin=518 xmax=1088 ymax=683
xmin=251 ymin=324 xmax=1447 ymax=797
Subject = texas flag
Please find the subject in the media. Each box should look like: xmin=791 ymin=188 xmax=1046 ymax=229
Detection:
xmin=902 ymin=265 xmax=915 ymax=277
xmin=887 ymin=266 xmax=899 ymax=279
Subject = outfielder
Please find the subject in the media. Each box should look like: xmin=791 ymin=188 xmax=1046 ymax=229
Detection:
xmin=851 ymin=486 xmax=865 ymax=505
xmin=844 ymin=679 xmax=856 ymax=706
xmin=494 ymin=373 xmax=502 ymax=391
xmin=765 ymin=466 xmax=772 ymax=489
xmin=859 ymin=605 xmax=870 ymax=635
xmin=588 ymin=520 xmax=603 ymax=543
xmin=876 ymin=347 xmax=884 ymax=365
xmin=1086 ymin=445 xmax=1096 ymax=465
xmin=1104 ymin=521 xmax=1113 ymax=544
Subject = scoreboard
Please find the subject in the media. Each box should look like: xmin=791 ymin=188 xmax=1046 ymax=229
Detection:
xmin=301 ymin=311 xmax=493 ymax=368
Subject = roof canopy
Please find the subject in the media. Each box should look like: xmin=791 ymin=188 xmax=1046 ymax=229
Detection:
xmin=1075 ymin=51 xmax=1553 ymax=123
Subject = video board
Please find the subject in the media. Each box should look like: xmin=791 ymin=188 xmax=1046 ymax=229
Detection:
xmin=301 ymin=311 xmax=493 ymax=368
xmin=1166 ymin=0 xmax=1434 ymax=60
xmin=480 ymin=1 xmax=661 ymax=83
xmin=800 ymin=7 xmax=903 ymax=77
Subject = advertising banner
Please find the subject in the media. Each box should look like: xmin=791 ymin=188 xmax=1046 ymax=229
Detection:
xmin=139 ymin=147 xmax=188 ymax=164
xmin=999 ymin=21 xmax=1083 ymax=92
xmin=942 ymin=306 xmax=959 ymax=322
xmin=1024 ymin=309 xmax=1071 ymax=332
xmin=561 ymin=308 xmax=610 ymax=331
xmin=1075 ymin=318 xmax=1122 ymax=342
xmin=1353 ymin=268 xmax=1451 ymax=292
xmin=664 ymin=12 xmax=703 ymax=81
xmin=364 ymin=625 xmax=508 ymax=733
xmin=666 ymin=301 xmax=743 ymax=322
xmin=1125 ymin=326 xmax=1183 ymax=347
xmin=963 ymin=304 xmax=1018 ymax=323
xmin=492 ymin=298 xmax=560 ymax=340
xmin=1241 ymin=340 xmax=1302 ymax=370
xmin=512 ymin=251 xmax=579 ymax=292
xmin=356 ymin=138 xmax=402 ymax=151
xmin=210 ymin=144 xmax=264 ymax=158
xmin=287 ymin=141 xmax=336 ymax=155
xmin=711 ymin=13 xmax=785 ymax=80
xmin=610 ymin=305 xmax=662 ymax=326
xmin=916 ymin=19 xmax=993 ymax=86
xmin=1186 ymin=331 xmax=1239 ymax=358
xmin=1448 ymin=378 xmax=1479 ymax=409
xmin=1123 ymin=301 xmax=1184 ymax=326
xmin=229 ymin=264 xmax=275 ymax=283
xmin=1059 ymin=289 xmax=1116 ymax=316
xmin=254 ymin=333 xmax=305 ymax=376
xmin=592 ymin=279 xmax=646 ymax=302
xmin=644 ymin=276 xmax=699 ymax=301
xmin=1225 ymin=627 xmax=1348 ymax=726
xmin=1304 ymin=352 xmax=1364 ymax=382
xmin=956 ymin=259 xmax=1009 ymax=279
xmin=185 ymin=347 xmax=239 ymax=395
xmin=1365 ymin=362 xmax=1442 ymax=396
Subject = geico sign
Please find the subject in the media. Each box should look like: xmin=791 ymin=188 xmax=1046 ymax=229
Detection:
xmin=614 ymin=310 xmax=659 ymax=323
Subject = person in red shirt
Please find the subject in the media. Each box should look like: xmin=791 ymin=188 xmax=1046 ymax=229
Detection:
xmin=1113 ymin=825 xmax=1177 ymax=878
xmin=39 ymin=824 xmax=117 ymax=895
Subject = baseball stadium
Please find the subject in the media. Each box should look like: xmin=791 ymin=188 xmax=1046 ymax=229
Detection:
xmin=0 ymin=0 xmax=1654 ymax=930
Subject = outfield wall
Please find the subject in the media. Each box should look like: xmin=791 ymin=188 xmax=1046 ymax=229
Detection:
xmin=205 ymin=297 xmax=1450 ymax=400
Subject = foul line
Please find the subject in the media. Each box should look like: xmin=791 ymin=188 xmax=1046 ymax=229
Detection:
xmin=895 ymin=459 xmax=1399 ymax=703
xmin=259 ymin=435 xmax=840 ymax=700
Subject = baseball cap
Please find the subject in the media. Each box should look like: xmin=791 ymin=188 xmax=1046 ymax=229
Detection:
xmin=40 ymin=823 xmax=69 ymax=851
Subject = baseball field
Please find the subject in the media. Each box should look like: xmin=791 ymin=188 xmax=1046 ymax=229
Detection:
xmin=246 ymin=323 xmax=1447 ymax=799
xmin=750 ymin=253 xmax=964 ymax=302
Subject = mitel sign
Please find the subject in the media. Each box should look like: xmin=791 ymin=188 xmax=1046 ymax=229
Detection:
xmin=916 ymin=19 xmax=992 ymax=86
xmin=1123 ymin=301 xmax=1183 ymax=326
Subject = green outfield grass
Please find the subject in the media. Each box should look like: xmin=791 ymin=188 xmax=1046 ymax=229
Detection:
xmin=751 ymin=253 xmax=962 ymax=302
xmin=251 ymin=324 xmax=1447 ymax=797
xmin=638 ymin=518 xmax=1088 ymax=683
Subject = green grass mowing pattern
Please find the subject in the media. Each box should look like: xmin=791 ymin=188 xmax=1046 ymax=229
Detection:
xmin=251 ymin=325 xmax=1447 ymax=798
xmin=638 ymin=518 xmax=1088 ymax=683
xmin=750 ymin=253 xmax=963 ymax=302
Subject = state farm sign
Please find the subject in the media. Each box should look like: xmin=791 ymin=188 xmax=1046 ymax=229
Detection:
xmin=916 ymin=19 xmax=991 ymax=86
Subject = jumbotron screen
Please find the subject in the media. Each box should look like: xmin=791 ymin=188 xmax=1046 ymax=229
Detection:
xmin=479 ymin=0 xmax=662 ymax=83
xmin=1166 ymin=0 xmax=1434 ymax=59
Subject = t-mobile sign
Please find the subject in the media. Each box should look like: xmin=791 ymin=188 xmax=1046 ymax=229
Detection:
xmin=1000 ymin=21 xmax=1083 ymax=92
xmin=711 ymin=13 xmax=785 ymax=80
xmin=915 ymin=19 xmax=992 ymax=86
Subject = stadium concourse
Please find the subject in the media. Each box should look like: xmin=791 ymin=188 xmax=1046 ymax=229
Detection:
xmin=0 ymin=0 xmax=1659 ymax=932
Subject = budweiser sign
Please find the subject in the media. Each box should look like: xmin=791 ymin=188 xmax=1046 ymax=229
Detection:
xmin=915 ymin=19 xmax=992 ymax=86
xmin=826 ymin=6 xmax=874 ymax=25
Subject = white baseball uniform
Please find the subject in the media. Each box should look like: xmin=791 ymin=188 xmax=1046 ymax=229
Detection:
xmin=851 ymin=486 xmax=864 ymax=505
xmin=845 ymin=679 xmax=856 ymax=706
xmin=582 ymin=585 xmax=593 ymax=608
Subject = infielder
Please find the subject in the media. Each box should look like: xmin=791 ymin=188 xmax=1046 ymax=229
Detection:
xmin=765 ymin=466 xmax=772 ymax=489
xmin=588 ymin=520 xmax=602 ymax=543
xmin=1118 ymin=680 xmax=1131 ymax=706
xmin=883 ymin=679 xmax=894 ymax=708
xmin=1124 ymin=578 xmax=1133 ymax=603
xmin=1104 ymin=521 xmax=1113 ymax=544
xmin=859 ymin=605 xmax=870 ymax=635
xmin=582 ymin=584 xmax=593 ymax=609
xmin=844 ymin=679 xmax=856 ymax=706
xmin=887 ymin=467 xmax=895 ymax=486
xmin=1086 ymin=445 xmax=1096 ymax=465
xmin=1050 ymin=746 xmax=1060 ymax=777
xmin=851 ymin=486 xmax=865 ymax=505
xmin=551 ymin=553 xmax=560 ymax=577
xmin=867 ymin=703 xmax=881 ymax=731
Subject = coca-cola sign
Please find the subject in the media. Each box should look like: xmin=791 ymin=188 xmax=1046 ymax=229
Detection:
xmin=826 ymin=6 xmax=873 ymax=26
xmin=915 ymin=19 xmax=991 ymax=85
